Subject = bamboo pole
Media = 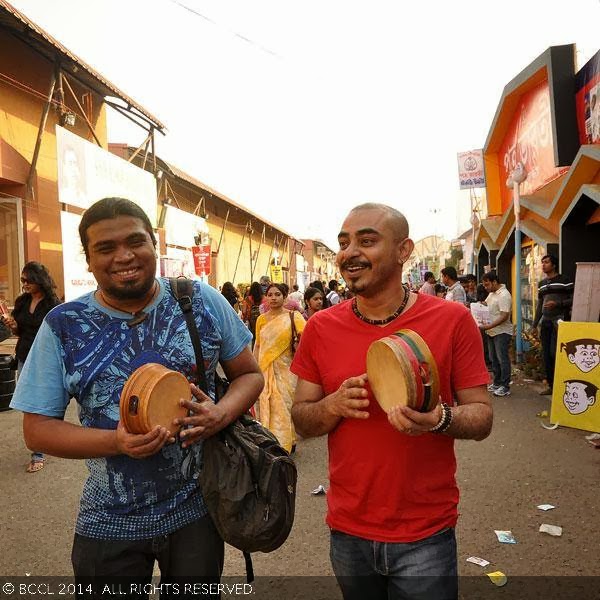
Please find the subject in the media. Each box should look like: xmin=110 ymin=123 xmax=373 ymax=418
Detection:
xmin=26 ymin=69 xmax=57 ymax=198
xmin=232 ymin=228 xmax=247 ymax=284
xmin=216 ymin=209 xmax=230 ymax=254
xmin=62 ymin=74 xmax=102 ymax=146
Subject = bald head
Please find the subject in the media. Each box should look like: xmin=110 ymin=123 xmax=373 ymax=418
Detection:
xmin=350 ymin=203 xmax=409 ymax=241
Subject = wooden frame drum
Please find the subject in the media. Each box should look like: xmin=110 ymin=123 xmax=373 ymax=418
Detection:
xmin=119 ymin=363 xmax=190 ymax=434
xmin=366 ymin=329 xmax=440 ymax=413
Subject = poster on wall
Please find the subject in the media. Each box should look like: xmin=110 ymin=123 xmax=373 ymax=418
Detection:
xmin=192 ymin=245 xmax=211 ymax=276
xmin=270 ymin=265 xmax=283 ymax=284
xmin=56 ymin=126 xmax=157 ymax=225
xmin=457 ymin=150 xmax=485 ymax=189
xmin=60 ymin=211 xmax=97 ymax=301
xmin=550 ymin=322 xmax=600 ymax=433
xmin=163 ymin=205 xmax=208 ymax=247
xmin=575 ymin=49 xmax=600 ymax=145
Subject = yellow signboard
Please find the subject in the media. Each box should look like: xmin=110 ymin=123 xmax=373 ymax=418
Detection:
xmin=270 ymin=265 xmax=284 ymax=284
xmin=550 ymin=322 xmax=600 ymax=432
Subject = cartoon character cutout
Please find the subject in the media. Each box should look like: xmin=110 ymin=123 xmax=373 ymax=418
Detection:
xmin=560 ymin=339 xmax=600 ymax=374
xmin=562 ymin=380 xmax=598 ymax=415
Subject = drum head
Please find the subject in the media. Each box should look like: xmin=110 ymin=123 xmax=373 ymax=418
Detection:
xmin=145 ymin=371 xmax=190 ymax=432
xmin=366 ymin=338 xmax=413 ymax=412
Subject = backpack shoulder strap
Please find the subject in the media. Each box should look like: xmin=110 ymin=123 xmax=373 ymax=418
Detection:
xmin=169 ymin=277 xmax=208 ymax=394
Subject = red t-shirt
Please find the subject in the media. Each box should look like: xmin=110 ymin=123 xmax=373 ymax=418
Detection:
xmin=291 ymin=293 xmax=489 ymax=543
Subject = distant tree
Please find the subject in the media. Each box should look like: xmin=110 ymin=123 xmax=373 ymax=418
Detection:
xmin=446 ymin=247 xmax=463 ymax=270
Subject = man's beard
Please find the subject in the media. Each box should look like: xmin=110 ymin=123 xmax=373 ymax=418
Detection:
xmin=104 ymin=274 xmax=155 ymax=301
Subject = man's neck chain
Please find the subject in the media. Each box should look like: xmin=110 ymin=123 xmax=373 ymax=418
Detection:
xmin=98 ymin=281 xmax=158 ymax=327
xmin=352 ymin=284 xmax=410 ymax=326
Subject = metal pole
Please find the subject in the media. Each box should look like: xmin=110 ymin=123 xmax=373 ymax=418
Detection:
xmin=508 ymin=163 xmax=527 ymax=365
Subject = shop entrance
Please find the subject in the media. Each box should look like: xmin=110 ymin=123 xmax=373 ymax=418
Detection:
xmin=0 ymin=198 xmax=25 ymax=305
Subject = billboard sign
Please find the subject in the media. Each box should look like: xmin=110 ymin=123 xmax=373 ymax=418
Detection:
xmin=192 ymin=245 xmax=212 ymax=276
xmin=457 ymin=150 xmax=485 ymax=189
xmin=56 ymin=126 xmax=157 ymax=225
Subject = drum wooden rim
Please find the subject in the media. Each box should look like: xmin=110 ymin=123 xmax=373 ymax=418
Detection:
xmin=366 ymin=329 xmax=439 ymax=414
xmin=120 ymin=363 xmax=190 ymax=434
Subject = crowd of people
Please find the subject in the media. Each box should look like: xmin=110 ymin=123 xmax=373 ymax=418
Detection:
xmin=1 ymin=196 xmax=574 ymax=599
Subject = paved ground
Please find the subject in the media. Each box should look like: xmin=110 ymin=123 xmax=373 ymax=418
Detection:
xmin=1 ymin=374 xmax=599 ymax=598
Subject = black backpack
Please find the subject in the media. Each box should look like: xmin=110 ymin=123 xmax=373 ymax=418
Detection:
xmin=169 ymin=278 xmax=297 ymax=580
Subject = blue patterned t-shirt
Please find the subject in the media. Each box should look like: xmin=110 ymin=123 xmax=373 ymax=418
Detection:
xmin=11 ymin=278 xmax=252 ymax=540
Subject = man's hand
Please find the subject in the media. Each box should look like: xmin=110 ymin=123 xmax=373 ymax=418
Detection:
xmin=176 ymin=384 xmax=227 ymax=447
xmin=388 ymin=403 xmax=442 ymax=436
xmin=115 ymin=421 xmax=173 ymax=458
xmin=324 ymin=374 xmax=370 ymax=420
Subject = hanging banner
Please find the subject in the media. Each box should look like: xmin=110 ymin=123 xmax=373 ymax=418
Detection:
xmin=56 ymin=126 xmax=157 ymax=225
xmin=192 ymin=245 xmax=212 ymax=276
xmin=575 ymin=49 xmax=600 ymax=145
xmin=457 ymin=150 xmax=486 ymax=190
xmin=550 ymin=322 xmax=600 ymax=432
xmin=270 ymin=265 xmax=283 ymax=283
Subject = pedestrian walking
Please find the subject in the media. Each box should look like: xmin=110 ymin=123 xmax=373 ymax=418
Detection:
xmin=311 ymin=280 xmax=331 ymax=308
xmin=220 ymin=281 xmax=241 ymax=313
xmin=530 ymin=255 xmax=574 ymax=395
xmin=1 ymin=261 xmax=60 ymax=473
xmin=326 ymin=280 xmax=341 ymax=305
xmin=291 ymin=202 xmax=492 ymax=600
xmin=419 ymin=271 xmax=436 ymax=296
xmin=441 ymin=266 xmax=467 ymax=304
xmin=242 ymin=281 xmax=263 ymax=343
xmin=254 ymin=283 xmax=305 ymax=453
xmin=481 ymin=271 xmax=513 ymax=397
xmin=288 ymin=283 xmax=305 ymax=311
xmin=9 ymin=197 xmax=263 ymax=593
xmin=302 ymin=286 xmax=324 ymax=320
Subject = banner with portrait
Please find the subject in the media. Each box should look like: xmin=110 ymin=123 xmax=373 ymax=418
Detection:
xmin=56 ymin=126 xmax=157 ymax=225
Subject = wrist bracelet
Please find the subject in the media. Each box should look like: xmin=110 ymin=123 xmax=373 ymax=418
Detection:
xmin=429 ymin=402 xmax=453 ymax=433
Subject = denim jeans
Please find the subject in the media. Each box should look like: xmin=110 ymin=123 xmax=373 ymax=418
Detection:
xmin=71 ymin=515 xmax=224 ymax=599
xmin=330 ymin=528 xmax=457 ymax=600
xmin=540 ymin=320 xmax=557 ymax=388
xmin=487 ymin=333 xmax=512 ymax=389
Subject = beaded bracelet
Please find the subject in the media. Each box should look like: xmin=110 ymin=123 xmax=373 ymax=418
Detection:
xmin=429 ymin=402 xmax=453 ymax=433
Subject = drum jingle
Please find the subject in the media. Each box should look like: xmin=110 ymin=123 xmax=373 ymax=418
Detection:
xmin=366 ymin=329 xmax=440 ymax=413
xmin=119 ymin=363 xmax=190 ymax=434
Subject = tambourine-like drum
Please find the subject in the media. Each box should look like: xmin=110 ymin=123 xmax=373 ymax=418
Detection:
xmin=119 ymin=363 xmax=190 ymax=434
xmin=366 ymin=329 xmax=440 ymax=413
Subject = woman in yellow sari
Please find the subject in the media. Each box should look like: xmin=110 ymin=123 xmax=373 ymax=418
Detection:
xmin=253 ymin=283 xmax=306 ymax=452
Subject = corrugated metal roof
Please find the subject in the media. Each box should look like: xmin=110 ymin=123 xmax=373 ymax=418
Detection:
xmin=0 ymin=0 xmax=165 ymax=131
xmin=164 ymin=160 xmax=300 ymax=241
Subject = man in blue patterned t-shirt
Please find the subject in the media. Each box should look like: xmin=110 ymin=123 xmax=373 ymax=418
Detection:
xmin=11 ymin=197 xmax=263 ymax=592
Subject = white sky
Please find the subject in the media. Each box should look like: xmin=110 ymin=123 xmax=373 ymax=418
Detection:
xmin=10 ymin=0 xmax=600 ymax=248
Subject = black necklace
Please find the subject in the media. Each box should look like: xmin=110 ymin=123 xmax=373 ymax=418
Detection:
xmin=98 ymin=282 xmax=158 ymax=328
xmin=352 ymin=285 xmax=411 ymax=325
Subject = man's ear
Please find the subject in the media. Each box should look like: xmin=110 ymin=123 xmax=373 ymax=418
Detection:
xmin=568 ymin=355 xmax=576 ymax=364
xmin=397 ymin=238 xmax=414 ymax=264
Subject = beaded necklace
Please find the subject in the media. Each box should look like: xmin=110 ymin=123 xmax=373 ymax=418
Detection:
xmin=351 ymin=284 xmax=410 ymax=325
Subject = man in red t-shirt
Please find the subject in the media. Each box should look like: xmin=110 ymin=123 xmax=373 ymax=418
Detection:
xmin=291 ymin=203 xmax=492 ymax=600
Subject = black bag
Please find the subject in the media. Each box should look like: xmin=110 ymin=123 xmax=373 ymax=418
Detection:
xmin=0 ymin=320 xmax=11 ymax=344
xmin=169 ymin=278 xmax=297 ymax=579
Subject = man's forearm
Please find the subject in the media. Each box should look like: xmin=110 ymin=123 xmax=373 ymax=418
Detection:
xmin=443 ymin=403 xmax=493 ymax=441
xmin=292 ymin=396 xmax=341 ymax=438
xmin=24 ymin=414 xmax=119 ymax=459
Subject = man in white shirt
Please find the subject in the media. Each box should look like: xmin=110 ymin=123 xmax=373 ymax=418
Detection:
xmin=481 ymin=271 xmax=513 ymax=397
xmin=441 ymin=267 xmax=466 ymax=304
xmin=327 ymin=280 xmax=341 ymax=305
xmin=420 ymin=271 xmax=436 ymax=296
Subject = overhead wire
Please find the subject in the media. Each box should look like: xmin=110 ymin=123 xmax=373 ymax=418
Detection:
xmin=168 ymin=0 xmax=281 ymax=59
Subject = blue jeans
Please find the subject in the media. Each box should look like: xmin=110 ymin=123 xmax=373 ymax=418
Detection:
xmin=330 ymin=528 xmax=457 ymax=600
xmin=487 ymin=333 xmax=512 ymax=389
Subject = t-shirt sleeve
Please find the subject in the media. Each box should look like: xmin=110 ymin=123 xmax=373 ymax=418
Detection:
xmin=9 ymin=320 xmax=70 ymax=417
xmin=498 ymin=292 xmax=512 ymax=313
xmin=451 ymin=311 xmax=490 ymax=393
xmin=198 ymin=283 xmax=252 ymax=361
xmin=290 ymin=317 xmax=321 ymax=385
